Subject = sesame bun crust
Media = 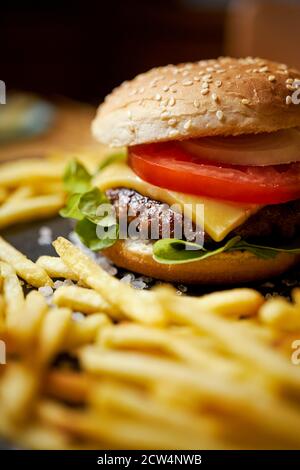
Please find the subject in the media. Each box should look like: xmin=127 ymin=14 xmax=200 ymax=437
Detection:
xmin=103 ymin=241 xmax=300 ymax=284
xmin=92 ymin=57 xmax=300 ymax=147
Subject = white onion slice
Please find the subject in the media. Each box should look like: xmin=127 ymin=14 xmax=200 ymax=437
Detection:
xmin=180 ymin=128 xmax=300 ymax=166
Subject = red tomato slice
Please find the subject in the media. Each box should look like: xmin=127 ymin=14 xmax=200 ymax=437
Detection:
xmin=128 ymin=142 xmax=300 ymax=204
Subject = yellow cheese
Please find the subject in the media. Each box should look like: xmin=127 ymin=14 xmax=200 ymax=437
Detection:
xmin=93 ymin=162 xmax=262 ymax=242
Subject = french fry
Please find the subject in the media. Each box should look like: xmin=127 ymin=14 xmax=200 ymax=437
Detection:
xmin=0 ymin=159 xmax=64 ymax=187
xmin=0 ymin=261 xmax=25 ymax=330
xmin=13 ymin=291 xmax=48 ymax=347
xmin=36 ymin=256 xmax=79 ymax=281
xmin=16 ymin=421 xmax=72 ymax=450
xmin=90 ymin=380 xmax=219 ymax=438
xmin=79 ymin=345 xmax=300 ymax=445
xmin=0 ymin=236 xmax=52 ymax=287
xmin=36 ymin=399 xmax=220 ymax=449
xmin=1 ymin=186 xmax=34 ymax=208
xmin=99 ymin=323 xmax=242 ymax=377
xmin=44 ymin=370 xmax=89 ymax=404
xmin=0 ymin=295 xmax=5 ymax=331
xmin=0 ymin=194 xmax=65 ymax=230
xmin=0 ymin=363 xmax=38 ymax=422
xmin=188 ymin=288 xmax=264 ymax=318
xmin=34 ymin=181 xmax=64 ymax=195
xmin=292 ymin=288 xmax=300 ymax=305
xmin=64 ymin=313 xmax=111 ymax=348
xmin=53 ymin=285 xmax=114 ymax=315
xmin=156 ymin=285 xmax=300 ymax=390
xmin=53 ymin=237 xmax=165 ymax=326
xmin=0 ymin=187 xmax=8 ymax=204
xmin=37 ymin=308 xmax=72 ymax=365
xmin=259 ymin=297 xmax=300 ymax=332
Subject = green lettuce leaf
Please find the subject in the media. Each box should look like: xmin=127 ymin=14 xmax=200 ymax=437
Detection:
xmin=75 ymin=218 xmax=118 ymax=251
xmin=153 ymin=236 xmax=300 ymax=264
xmin=153 ymin=236 xmax=241 ymax=264
xmin=78 ymin=188 xmax=109 ymax=223
xmin=63 ymin=159 xmax=92 ymax=194
xmin=59 ymin=193 xmax=84 ymax=220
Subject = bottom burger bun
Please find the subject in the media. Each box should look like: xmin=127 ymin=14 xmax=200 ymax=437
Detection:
xmin=103 ymin=241 xmax=299 ymax=285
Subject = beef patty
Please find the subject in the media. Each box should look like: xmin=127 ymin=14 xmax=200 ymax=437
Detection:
xmin=106 ymin=187 xmax=300 ymax=244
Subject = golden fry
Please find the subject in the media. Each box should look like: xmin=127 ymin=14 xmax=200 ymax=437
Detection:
xmin=0 ymin=194 xmax=65 ymax=230
xmin=53 ymin=237 xmax=165 ymax=325
xmin=1 ymin=186 xmax=34 ymax=207
xmin=13 ymin=291 xmax=48 ymax=347
xmin=0 ymin=159 xmax=64 ymax=187
xmin=38 ymin=307 xmax=72 ymax=365
xmin=0 ymin=261 xmax=25 ymax=330
xmin=0 ymin=236 xmax=52 ymax=287
xmin=157 ymin=285 xmax=300 ymax=390
xmin=0 ymin=363 xmax=38 ymax=422
xmin=65 ymin=313 xmax=111 ymax=348
xmin=36 ymin=256 xmax=79 ymax=281
xmin=53 ymin=285 xmax=114 ymax=316
xmin=259 ymin=297 xmax=300 ymax=332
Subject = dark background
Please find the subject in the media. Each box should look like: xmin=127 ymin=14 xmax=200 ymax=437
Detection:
xmin=2 ymin=0 xmax=300 ymax=105
xmin=1 ymin=0 xmax=227 ymax=104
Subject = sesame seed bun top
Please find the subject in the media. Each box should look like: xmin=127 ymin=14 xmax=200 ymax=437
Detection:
xmin=92 ymin=57 xmax=300 ymax=147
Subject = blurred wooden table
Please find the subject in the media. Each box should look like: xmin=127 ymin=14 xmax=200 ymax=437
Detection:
xmin=0 ymin=99 xmax=98 ymax=162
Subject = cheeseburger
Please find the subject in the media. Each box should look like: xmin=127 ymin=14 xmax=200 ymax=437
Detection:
xmin=69 ymin=57 xmax=300 ymax=283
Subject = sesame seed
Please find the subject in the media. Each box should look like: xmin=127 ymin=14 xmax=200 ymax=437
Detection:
xmin=202 ymin=81 xmax=209 ymax=89
xmin=198 ymin=71 xmax=205 ymax=76
xmin=286 ymin=78 xmax=294 ymax=84
xmin=241 ymin=98 xmax=250 ymax=105
xmin=236 ymin=74 xmax=241 ymax=79
xmin=203 ymin=74 xmax=212 ymax=80
xmin=206 ymin=67 xmax=214 ymax=72
xmin=163 ymin=86 xmax=169 ymax=92
xmin=182 ymin=70 xmax=189 ymax=77
xmin=183 ymin=119 xmax=192 ymax=130
xmin=216 ymin=110 xmax=224 ymax=121
xmin=168 ymin=97 xmax=176 ymax=106
xmin=211 ymin=93 xmax=219 ymax=102
xmin=201 ymin=88 xmax=209 ymax=95
xmin=279 ymin=64 xmax=288 ymax=70
xmin=169 ymin=129 xmax=179 ymax=137
xmin=129 ymin=89 xmax=137 ymax=96
xmin=161 ymin=111 xmax=169 ymax=119
xmin=155 ymin=93 xmax=162 ymax=101
xmin=215 ymin=80 xmax=222 ymax=87
xmin=193 ymin=100 xmax=200 ymax=108
xmin=168 ymin=118 xmax=177 ymax=126
xmin=259 ymin=66 xmax=268 ymax=73
xmin=286 ymin=96 xmax=292 ymax=105
xmin=127 ymin=110 xmax=132 ymax=118
xmin=169 ymin=79 xmax=177 ymax=86
xmin=182 ymin=80 xmax=193 ymax=86
xmin=268 ymin=75 xmax=276 ymax=82
xmin=193 ymin=76 xmax=200 ymax=82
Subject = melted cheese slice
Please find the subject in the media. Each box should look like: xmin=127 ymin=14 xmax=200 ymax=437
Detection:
xmin=93 ymin=162 xmax=262 ymax=242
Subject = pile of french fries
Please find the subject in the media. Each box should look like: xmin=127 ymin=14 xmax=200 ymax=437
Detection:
xmin=0 ymin=232 xmax=300 ymax=449
xmin=0 ymin=152 xmax=102 ymax=229
xmin=0 ymin=159 xmax=66 ymax=229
